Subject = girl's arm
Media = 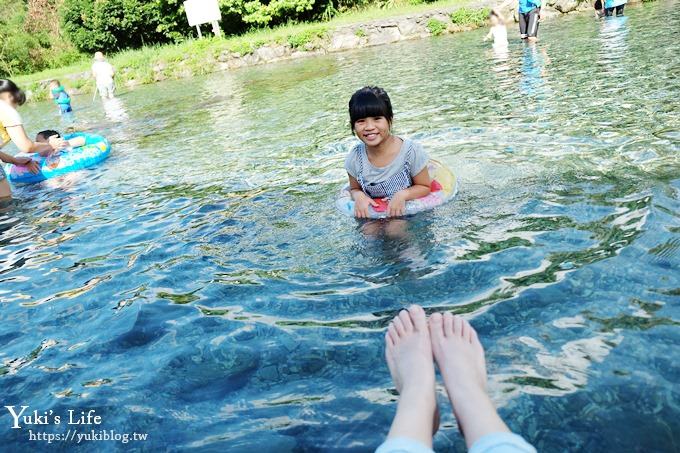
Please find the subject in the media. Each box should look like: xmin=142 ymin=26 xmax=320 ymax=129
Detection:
xmin=484 ymin=30 xmax=493 ymax=41
xmin=5 ymin=125 xmax=65 ymax=156
xmin=399 ymin=167 xmax=431 ymax=201
xmin=349 ymin=174 xmax=378 ymax=218
xmin=0 ymin=150 xmax=40 ymax=173
xmin=0 ymin=150 xmax=21 ymax=164
xmin=348 ymin=175 xmax=366 ymax=200
xmin=387 ymin=168 xmax=431 ymax=217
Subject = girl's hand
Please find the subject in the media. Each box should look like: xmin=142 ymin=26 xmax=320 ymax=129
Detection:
xmin=48 ymin=135 xmax=67 ymax=151
xmin=354 ymin=192 xmax=379 ymax=218
xmin=12 ymin=156 xmax=40 ymax=174
xmin=388 ymin=191 xmax=407 ymax=217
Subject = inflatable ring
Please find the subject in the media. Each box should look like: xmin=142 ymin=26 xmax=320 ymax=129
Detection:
xmin=6 ymin=133 xmax=110 ymax=185
xmin=336 ymin=159 xmax=458 ymax=218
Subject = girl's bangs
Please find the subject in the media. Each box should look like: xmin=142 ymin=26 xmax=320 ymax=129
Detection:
xmin=350 ymin=92 xmax=390 ymax=124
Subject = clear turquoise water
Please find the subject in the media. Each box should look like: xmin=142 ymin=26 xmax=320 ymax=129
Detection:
xmin=2 ymin=2 xmax=679 ymax=451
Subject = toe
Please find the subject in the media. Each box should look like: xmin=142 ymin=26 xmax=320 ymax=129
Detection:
xmin=399 ymin=309 xmax=414 ymax=332
xmin=429 ymin=312 xmax=445 ymax=340
xmin=393 ymin=316 xmax=406 ymax=337
xmin=469 ymin=323 xmax=484 ymax=352
xmin=385 ymin=330 xmax=394 ymax=348
xmin=453 ymin=315 xmax=464 ymax=337
xmin=408 ymin=305 xmax=428 ymax=332
xmin=443 ymin=312 xmax=454 ymax=337
xmin=461 ymin=318 xmax=473 ymax=343
xmin=388 ymin=323 xmax=399 ymax=344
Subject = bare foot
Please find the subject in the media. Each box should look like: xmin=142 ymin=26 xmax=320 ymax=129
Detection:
xmin=384 ymin=305 xmax=437 ymax=447
xmin=429 ymin=312 xmax=510 ymax=448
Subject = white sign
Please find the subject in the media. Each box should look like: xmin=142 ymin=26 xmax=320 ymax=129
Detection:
xmin=184 ymin=0 xmax=221 ymax=27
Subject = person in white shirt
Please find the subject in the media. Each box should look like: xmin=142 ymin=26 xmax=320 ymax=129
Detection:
xmin=0 ymin=79 xmax=67 ymax=200
xmin=483 ymin=10 xmax=509 ymax=50
xmin=91 ymin=52 xmax=116 ymax=99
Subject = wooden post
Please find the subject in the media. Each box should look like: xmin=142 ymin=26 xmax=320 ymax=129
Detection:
xmin=211 ymin=21 xmax=221 ymax=37
xmin=196 ymin=24 xmax=202 ymax=38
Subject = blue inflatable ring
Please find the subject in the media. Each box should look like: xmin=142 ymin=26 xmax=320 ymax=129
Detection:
xmin=6 ymin=133 xmax=111 ymax=184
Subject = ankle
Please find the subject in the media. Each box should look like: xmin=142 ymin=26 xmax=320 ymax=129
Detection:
xmin=444 ymin=375 xmax=486 ymax=400
xmin=398 ymin=387 xmax=436 ymax=411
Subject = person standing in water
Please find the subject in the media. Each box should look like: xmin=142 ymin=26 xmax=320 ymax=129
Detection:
xmin=91 ymin=52 xmax=116 ymax=99
xmin=0 ymin=79 xmax=66 ymax=201
xmin=602 ymin=0 xmax=626 ymax=16
xmin=376 ymin=305 xmax=537 ymax=453
xmin=518 ymin=0 xmax=541 ymax=42
xmin=49 ymin=80 xmax=73 ymax=115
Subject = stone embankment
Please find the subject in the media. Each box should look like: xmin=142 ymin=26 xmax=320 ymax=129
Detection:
xmin=30 ymin=0 xmax=629 ymax=97
xmin=171 ymin=0 xmax=596 ymax=74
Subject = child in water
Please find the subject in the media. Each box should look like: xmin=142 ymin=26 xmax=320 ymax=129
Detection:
xmin=344 ymin=86 xmax=431 ymax=218
xmin=483 ymin=10 xmax=509 ymax=49
xmin=49 ymin=80 xmax=72 ymax=114
xmin=35 ymin=130 xmax=86 ymax=149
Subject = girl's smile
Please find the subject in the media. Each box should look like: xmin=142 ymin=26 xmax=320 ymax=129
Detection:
xmin=354 ymin=116 xmax=391 ymax=148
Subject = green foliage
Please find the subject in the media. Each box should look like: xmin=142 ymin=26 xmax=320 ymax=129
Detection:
xmin=61 ymin=0 xmax=187 ymax=53
xmin=354 ymin=27 xmax=367 ymax=37
xmin=426 ymin=18 xmax=447 ymax=35
xmin=0 ymin=0 xmax=85 ymax=76
xmin=228 ymin=40 xmax=255 ymax=56
xmin=449 ymin=7 xmax=489 ymax=26
xmin=219 ymin=0 xmax=316 ymax=29
xmin=287 ymin=25 xmax=328 ymax=48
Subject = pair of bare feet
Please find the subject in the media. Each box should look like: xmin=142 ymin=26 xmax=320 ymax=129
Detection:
xmin=384 ymin=305 xmax=511 ymax=450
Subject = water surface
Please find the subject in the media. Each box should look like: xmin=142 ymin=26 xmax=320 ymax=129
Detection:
xmin=1 ymin=2 xmax=679 ymax=451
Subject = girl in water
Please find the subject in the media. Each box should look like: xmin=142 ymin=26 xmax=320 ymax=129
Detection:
xmin=0 ymin=79 xmax=66 ymax=201
xmin=484 ymin=10 xmax=509 ymax=50
xmin=344 ymin=86 xmax=431 ymax=218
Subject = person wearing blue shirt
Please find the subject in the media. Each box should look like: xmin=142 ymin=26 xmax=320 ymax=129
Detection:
xmin=603 ymin=0 xmax=626 ymax=16
xmin=518 ymin=0 xmax=541 ymax=41
xmin=49 ymin=80 xmax=72 ymax=115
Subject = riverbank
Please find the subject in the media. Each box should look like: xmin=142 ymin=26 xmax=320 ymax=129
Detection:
xmin=15 ymin=0 xmax=625 ymax=101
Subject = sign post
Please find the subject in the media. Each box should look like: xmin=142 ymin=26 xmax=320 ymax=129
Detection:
xmin=184 ymin=0 xmax=222 ymax=38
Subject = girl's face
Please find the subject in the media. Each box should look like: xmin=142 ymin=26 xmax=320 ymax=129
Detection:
xmin=353 ymin=116 xmax=391 ymax=147
xmin=0 ymin=92 xmax=17 ymax=108
xmin=490 ymin=15 xmax=499 ymax=26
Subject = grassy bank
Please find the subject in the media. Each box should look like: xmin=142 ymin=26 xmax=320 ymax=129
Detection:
xmin=15 ymin=0 xmax=486 ymax=101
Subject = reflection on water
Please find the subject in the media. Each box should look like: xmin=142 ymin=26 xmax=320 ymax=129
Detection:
xmin=1 ymin=2 xmax=679 ymax=451
xmin=102 ymin=96 xmax=129 ymax=122
xmin=519 ymin=44 xmax=550 ymax=99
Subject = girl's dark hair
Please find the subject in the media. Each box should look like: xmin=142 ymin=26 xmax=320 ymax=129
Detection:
xmin=36 ymin=130 xmax=61 ymax=141
xmin=0 ymin=79 xmax=26 ymax=106
xmin=348 ymin=86 xmax=393 ymax=130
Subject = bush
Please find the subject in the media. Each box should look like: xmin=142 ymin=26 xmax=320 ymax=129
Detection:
xmin=449 ymin=7 xmax=490 ymax=27
xmin=61 ymin=0 xmax=188 ymax=53
xmin=426 ymin=18 xmax=447 ymax=36
xmin=220 ymin=0 xmax=316 ymax=29
xmin=287 ymin=25 xmax=328 ymax=48
xmin=0 ymin=0 xmax=84 ymax=77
